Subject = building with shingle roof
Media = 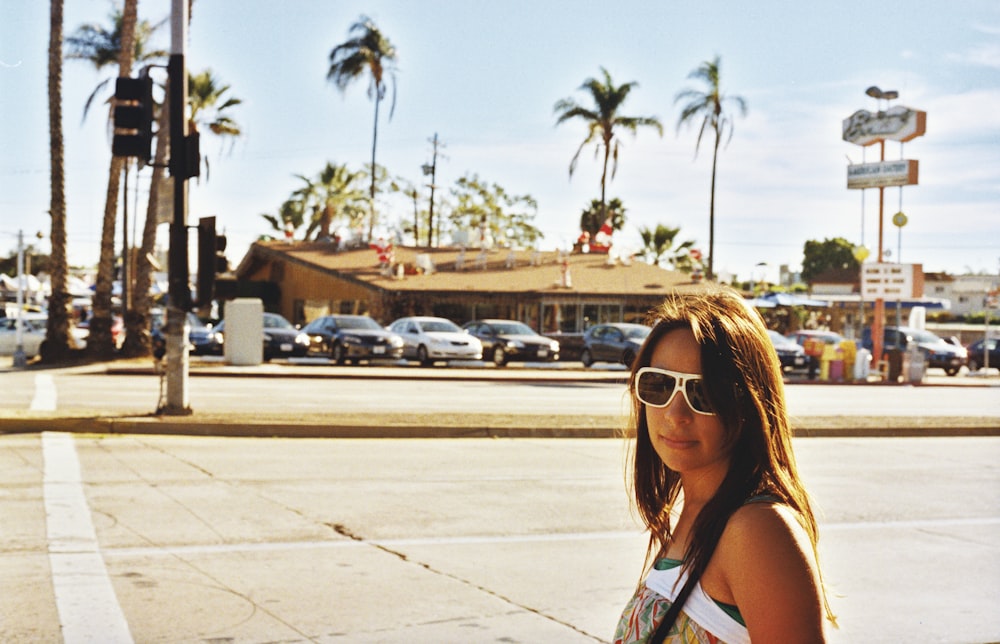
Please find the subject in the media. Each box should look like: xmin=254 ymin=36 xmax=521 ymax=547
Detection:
xmin=233 ymin=240 xmax=701 ymax=333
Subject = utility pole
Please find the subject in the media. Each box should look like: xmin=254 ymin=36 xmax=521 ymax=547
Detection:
xmin=163 ymin=0 xmax=191 ymax=415
xmin=421 ymin=133 xmax=445 ymax=248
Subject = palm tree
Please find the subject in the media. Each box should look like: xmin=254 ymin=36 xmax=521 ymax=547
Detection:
xmin=327 ymin=15 xmax=398 ymax=242
xmin=41 ymin=0 xmax=74 ymax=362
xmin=674 ymin=55 xmax=747 ymax=281
xmin=638 ymin=224 xmax=695 ymax=271
xmin=291 ymin=162 xmax=367 ymax=240
xmin=66 ymin=3 xmax=166 ymax=358
xmin=554 ymin=67 xmax=662 ymax=225
xmin=187 ymin=68 xmax=244 ymax=181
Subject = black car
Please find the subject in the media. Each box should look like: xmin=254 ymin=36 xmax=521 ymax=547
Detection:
xmin=151 ymin=310 xmax=215 ymax=357
xmin=767 ymin=330 xmax=808 ymax=372
xmin=965 ymin=338 xmax=998 ymax=373
xmin=462 ymin=319 xmax=560 ymax=366
xmin=209 ymin=312 xmax=310 ymax=361
xmin=883 ymin=326 xmax=967 ymax=376
xmin=301 ymin=314 xmax=404 ymax=364
xmin=580 ymin=323 xmax=651 ymax=368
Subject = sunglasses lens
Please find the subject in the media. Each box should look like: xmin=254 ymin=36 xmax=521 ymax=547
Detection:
xmin=636 ymin=370 xmax=676 ymax=407
xmin=685 ymin=379 xmax=714 ymax=414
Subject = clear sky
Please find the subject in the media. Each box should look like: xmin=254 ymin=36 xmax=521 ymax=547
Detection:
xmin=3 ymin=0 xmax=999 ymax=285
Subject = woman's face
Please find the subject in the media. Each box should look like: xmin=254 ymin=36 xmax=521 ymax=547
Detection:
xmin=642 ymin=328 xmax=732 ymax=480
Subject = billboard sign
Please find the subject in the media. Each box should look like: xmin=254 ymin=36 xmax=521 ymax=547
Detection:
xmin=842 ymin=106 xmax=927 ymax=146
xmin=862 ymin=263 xmax=924 ymax=299
xmin=847 ymin=159 xmax=919 ymax=189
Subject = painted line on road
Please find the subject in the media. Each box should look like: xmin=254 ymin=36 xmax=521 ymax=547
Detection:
xmin=43 ymin=432 xmax=134 ymax=644
xmin=31 ymin=373 xmax=56 ymax=411
xmin=101 ymin=516 xmax=1000 ymax=559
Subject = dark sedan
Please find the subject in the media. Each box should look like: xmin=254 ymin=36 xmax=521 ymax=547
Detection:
xmin=462 ymin=319 xmax=560 ymax=366
xmin=965 ymin=338 xmax=998 ymax=373
xmin=580 ymin=323 xmax=651 ymax=368
xmin=301 ymin=314 xmax=404 ymax=364
xmin=767 ymin=330 xmax=808 ymax=372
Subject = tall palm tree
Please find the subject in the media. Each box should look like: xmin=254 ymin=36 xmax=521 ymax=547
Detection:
xmin=674 ymin=55 xmax=747 ymax=281
xmin=66 ymin=3 xmax=166 ymax=359
xmin=327 ymin=15 xmax=398 ymax=242
xmin=187 ymin=68 xmax=244 ymax=181
xmin=41 ymin=0 xmax=74 ymax=362
xmin=291 ymin=162 xmax=367 ymax=240
xmin=554 ymin=67 xmax=662 ymax=225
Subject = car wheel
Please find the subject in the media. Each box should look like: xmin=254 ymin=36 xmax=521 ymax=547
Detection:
xmin=417 ymin=345 xmax=432 ymax=367
xmin=331 ymin=343 xmax=346 ymax=365
xmin=945 ymin=366 xmax=959 ymax=377
xmin=968 ymin=358 xmax=980 ymax=372
xmin=580 ymin=348 xmax=594 ymax=368
xmin=492 ymin=345 xmax=507 ymax=366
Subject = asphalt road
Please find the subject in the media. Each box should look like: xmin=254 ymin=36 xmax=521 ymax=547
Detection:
xmin=2 ymin=433 xmax=998 ymax=643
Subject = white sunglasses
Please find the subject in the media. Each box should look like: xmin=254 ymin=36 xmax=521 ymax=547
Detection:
xmin=633 ymin=367 xmax=716 ymax=416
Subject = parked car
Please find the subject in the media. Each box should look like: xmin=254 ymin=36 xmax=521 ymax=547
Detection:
xmin=151 ymin=310 xmax=216 ymax=356
xmin=462 ymin=319 xmax=559 ymax=366
xmin=75 ymin=314 xmax=125 ymax=349
xmin=965 ymin=338 xmax=999 ymax=372
xmin=301 ymin=314 xmax=404 ymax=364
xmin=580 ymin=322 xmax=651 ymax=368
xmin=387 ymin=316 xmax=483 ymax=366
xmin=785 ymin=329 xmax=848 ymax=378
xmin=208 ymin=312 xmax=310 ymax=361
xmin=883 ymin=325 xmax=967 ymax=376
xmin=0 ymin=314 xmax=47 ymax=357
xmin=767 ymin=330 xmax=808 ymax=372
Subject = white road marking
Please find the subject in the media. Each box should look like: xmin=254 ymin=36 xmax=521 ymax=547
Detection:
xmin=31 ymin=373 xmax=57 ymax=411
xmin=101 ymin=516 xmax=1000 ymax=559
xmin=43 ymin=432 xmax=133 ymax=643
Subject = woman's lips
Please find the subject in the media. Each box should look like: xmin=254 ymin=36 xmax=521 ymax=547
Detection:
xmin=658 ymin=435 xmax=697 ymax=450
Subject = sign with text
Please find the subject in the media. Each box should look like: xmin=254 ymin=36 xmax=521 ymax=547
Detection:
xmin=847 ymin=159 xmax=919 ymax=189
xmin=862 ymin=263 xmax=924 ymax=299
xmin=842 ymin=106 xmax=927 ymax=146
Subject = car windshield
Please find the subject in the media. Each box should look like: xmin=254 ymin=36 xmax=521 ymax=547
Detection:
xmin=492 ymin=322 xmax=534 ymax=335
xmin=624 ymin=326 xmax=651 ymax=339
xmin=421 ymin=320 xmax=460 ymax=333
xmin=768 ymin=330 xmax=793 ymax=346
xmin=339 ymin=317 xmax=381 ymax=330
xmin=908 ymin=328 xmax=943 ymax=344
xmin=263 ymin=315 xmax=294 ymax=330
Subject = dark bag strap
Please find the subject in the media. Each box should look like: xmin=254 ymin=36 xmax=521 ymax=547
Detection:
xmin=648 ymin=570 xmax=699 ymax=644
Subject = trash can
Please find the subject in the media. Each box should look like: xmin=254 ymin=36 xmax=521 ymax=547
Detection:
xmin=885 ymin=349 xmax=903 ymax=383
xmin=906 ymin=342 xmax=927 ymax=383
xmin=854 ymin=348 xmax=872 ymax=381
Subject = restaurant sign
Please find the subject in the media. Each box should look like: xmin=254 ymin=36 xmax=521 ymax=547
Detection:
xmin=847 ymin=159 xmax=919 ymax=189
xmin=842 ymin=105 xmax=927 ymax=146
xmin=862 ymin=263 xmax=924 ymax=299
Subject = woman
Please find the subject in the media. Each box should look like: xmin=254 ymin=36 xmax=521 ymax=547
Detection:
xmin=615 ymin=288 xmax=836 ymax=643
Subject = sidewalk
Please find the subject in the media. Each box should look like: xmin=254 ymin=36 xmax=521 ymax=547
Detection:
xmin=2 ymin=356 xmax=998 ymax=438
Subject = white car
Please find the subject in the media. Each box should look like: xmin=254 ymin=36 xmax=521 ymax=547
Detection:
xmin=0 ymin=314 xmax=47 ymax=357
xmin=387 ymin=316 xmax=483 ymax=366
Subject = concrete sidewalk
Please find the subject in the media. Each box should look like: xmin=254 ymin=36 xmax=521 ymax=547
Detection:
xmin=1 ymin=356 xmax=998 ymax=439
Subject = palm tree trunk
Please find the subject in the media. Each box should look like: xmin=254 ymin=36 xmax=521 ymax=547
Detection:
xmin=708 ymin=132 xmax=720 ymax=282
xmin=367 ymin=90 xmax=381 ymax=242
xmin=42 ymin=0 xmax=73 ymax=362
xmin=600 ymin=138 xmax=611 ymax=223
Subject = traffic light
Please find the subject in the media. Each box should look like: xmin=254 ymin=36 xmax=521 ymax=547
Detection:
xmin=111 ymin=75 xmax=154 ymax=162
xmin=196 ymin=216 xmax=229 ymax=308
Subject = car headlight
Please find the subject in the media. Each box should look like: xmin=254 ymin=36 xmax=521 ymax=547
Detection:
xmin=296 ymin=333 xmax=310 ymax=345
xmin=506 ymin=340 xmax=525 ymax=349
xmin=212 ymin=332 xmax=224 ymax=344
xmin=390 ymin=336 xmax=404 ymax=348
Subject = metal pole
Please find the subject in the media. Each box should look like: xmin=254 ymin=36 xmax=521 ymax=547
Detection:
xmin=13 ymin=230 xmax=26 ymax=368
xmin=163 ymin=0 xmax=190 ymax=415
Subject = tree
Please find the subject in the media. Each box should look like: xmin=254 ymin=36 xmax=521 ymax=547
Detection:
xmin=40 ymin=0 xmax=74 ymax=362
xmin=261 ymin=198 xmax=307 ymax=241
xmin=579 ymin=197 xmax=626 ymax=238
xmin=291 ymin=162 xmax=367 ymax=240
xmin=448 ymin=174 xmax=542 ymax=248
xmin=675 ymin=55 xmax=747 ymax=282
xmin=327 ymin=15 xmax=398 ymax=242
xmin=801 ymin=237 xmax=860 ymax=284
xmin=66 ymin=3 xmax=166 ymax=359
xmin=187 ymin=68 xmax=244 ymax=181
xmin=637 ymin=224 xmax=696 ymax=272
xmin=554 ymin=67 xmax=662 ymax=225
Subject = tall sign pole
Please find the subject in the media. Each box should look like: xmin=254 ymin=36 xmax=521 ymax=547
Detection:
xmin=843 ymin=88 xmax=926 ymax=376
xmin=163 ymin=0 xmax=191 ymax=414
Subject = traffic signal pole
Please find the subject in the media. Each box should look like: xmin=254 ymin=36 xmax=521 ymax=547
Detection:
xmin=162 ymin=0 xmax=191 ymax=415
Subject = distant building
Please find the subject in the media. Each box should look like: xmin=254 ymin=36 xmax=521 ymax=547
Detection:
xmin=232 ymin=241 xmax=703 ymax=332
xmin=924 ymin=272 xmax=997 ymax=317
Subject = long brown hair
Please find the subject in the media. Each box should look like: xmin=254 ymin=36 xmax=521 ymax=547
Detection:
xmin=626 ymin=287 xmax=832 ymax=621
